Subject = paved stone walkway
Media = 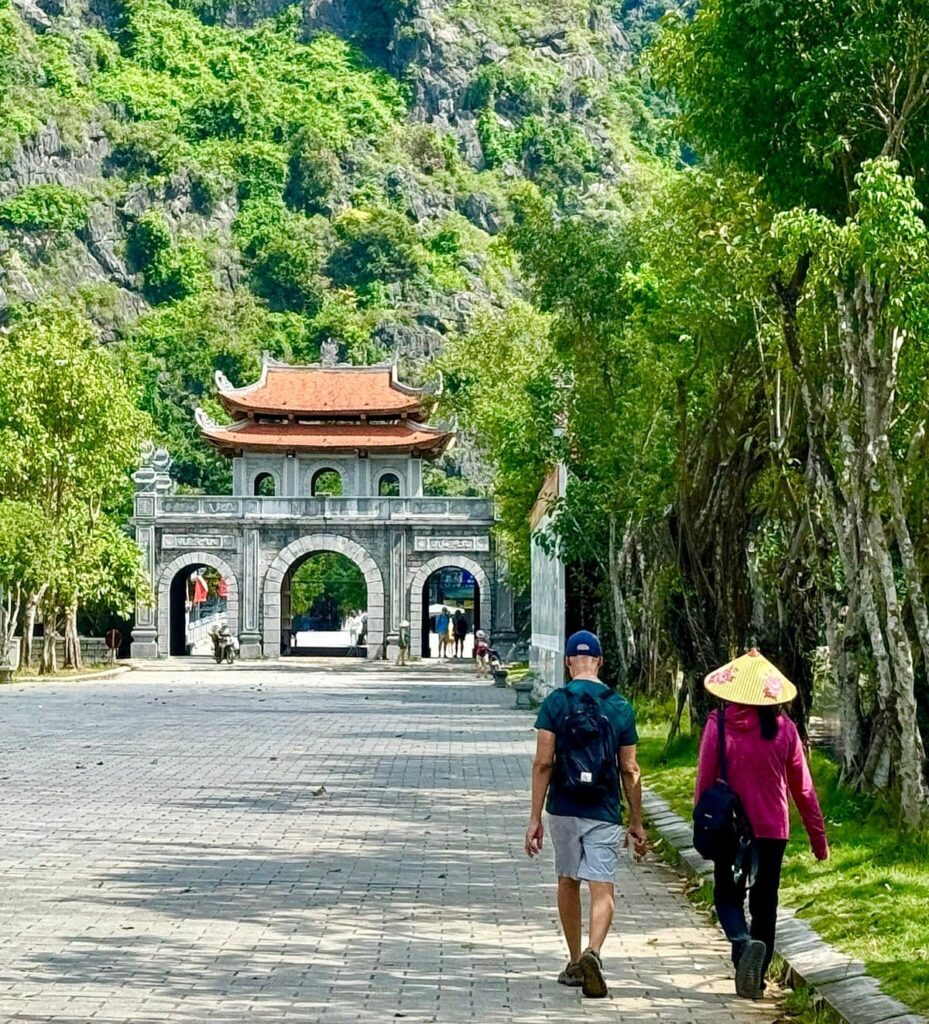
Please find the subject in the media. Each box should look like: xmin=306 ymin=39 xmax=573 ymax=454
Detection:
xmin=0 ymin=662 xmax=781 ymax=1023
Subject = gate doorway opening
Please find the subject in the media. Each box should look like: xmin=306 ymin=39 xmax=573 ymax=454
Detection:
xmin=168 ymin=565 xmax=230 ymax=656
xmin=281 ymin=552 xmax=368 ymax=657
xmin=421 ymin=566 xmax=480 ymax=659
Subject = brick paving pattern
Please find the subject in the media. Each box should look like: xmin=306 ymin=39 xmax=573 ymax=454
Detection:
xmin=0 ymin=662 xmax=780 ymax=1023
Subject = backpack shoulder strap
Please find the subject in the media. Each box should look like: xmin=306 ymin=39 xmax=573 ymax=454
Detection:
xmin=717 ymin=706 xmax=728 ymax=781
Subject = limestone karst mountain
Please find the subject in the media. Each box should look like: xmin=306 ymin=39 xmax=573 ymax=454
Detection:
xmin=0 ymin=0 xmax=678 ymax=487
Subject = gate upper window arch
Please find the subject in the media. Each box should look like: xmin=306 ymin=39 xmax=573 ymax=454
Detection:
xmin=378 ymin=472 xmax=401 ymax=497
xmin=254 ymin=472 xmax=276 ymax=496
xmin=311 ymin=467 xmax=343 ymax=496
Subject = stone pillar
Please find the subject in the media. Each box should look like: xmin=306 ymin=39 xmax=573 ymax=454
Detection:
xmin=493 ymin=565 xmax=519 ymax=661
xmin=239 ymin=527 xmax=262 ymax=659
xmin=385 ymin=529 xmax=406 ymax=660
xmin=130 ymin=444 xmax=174 ymax=659
xmin=130 ymin=511 xmax=159 ymax=659
xmin=410 ymin=458 xmax=422 ymax=497
xmin=284 ymin=455 xmax=299 ymax=496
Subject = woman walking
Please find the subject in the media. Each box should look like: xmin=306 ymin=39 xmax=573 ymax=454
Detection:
xmin=695 ymin=649 xmax=829 ymax=1000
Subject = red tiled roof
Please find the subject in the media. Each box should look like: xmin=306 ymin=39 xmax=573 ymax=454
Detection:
xmin=217 ymin=364 xmax=429 ymax=418
xmin=200 ymin=419 xmax=454 ymax=458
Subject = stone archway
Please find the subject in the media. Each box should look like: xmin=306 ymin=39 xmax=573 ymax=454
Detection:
xmin=156 ymin=552 xmax=240 ymax=657
xmin=408 ymin=555 xmax=490 ymax=660
xmin=262 ymin=536 xmax=385 ymax=658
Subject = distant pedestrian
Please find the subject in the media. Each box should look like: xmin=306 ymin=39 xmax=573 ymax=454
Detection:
xmin=453 ymin=609 xmax=468 ymax=658
xmin=474 ymin=629 xmax=490 ymax=676
xmin=695 ymin=649 xmax=829 ymax=1000
xmin=396 ymin=619 xmax=410 ymax=666
xmin=347 ymin=612 xmax=360 ymax=650
xmin=436 ymin=607 xmax=450 ymax=658
xmin=525 ymin=630 xmax=645 ymax=999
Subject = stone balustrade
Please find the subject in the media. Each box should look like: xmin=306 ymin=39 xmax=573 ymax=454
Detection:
xmin=136 ymin=494 xmax=496 ymax=523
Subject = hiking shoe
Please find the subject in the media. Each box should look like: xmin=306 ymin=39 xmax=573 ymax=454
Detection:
xmin=557 ymin=962 xmax=583 ymax=987
xmin=735 ymin=939 xmax=766 ymax=999
xmin=578 ymin=947 xmax=608 ymax=998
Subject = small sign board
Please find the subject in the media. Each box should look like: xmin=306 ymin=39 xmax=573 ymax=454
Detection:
xmin=105 ymin=629 xmax=122 ymax=651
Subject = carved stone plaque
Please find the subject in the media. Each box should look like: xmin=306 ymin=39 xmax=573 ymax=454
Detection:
xmin=162 ymin=535 xmax=235 ymax=550
xmin=161 ymin=498 xmax=198 ymax=514
xmin=413 ymin=536 xmax=490 ymax=553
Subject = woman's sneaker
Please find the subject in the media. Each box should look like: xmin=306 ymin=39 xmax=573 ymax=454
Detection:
xmin=557 ymin=962 xmax=583 ymax=987
xmin=578 ymin=948 xmax=608 ymax=998
xmin=735 ymin=939 xmax=766 ymax=999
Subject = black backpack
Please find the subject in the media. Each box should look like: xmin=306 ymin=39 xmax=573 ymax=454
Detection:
xmin=554 ymin=687 xmax=618 ymax=804
xmin=692 ymin=708 xmax=757 ymax=885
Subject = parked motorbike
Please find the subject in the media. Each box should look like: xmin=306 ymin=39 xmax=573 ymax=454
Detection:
xmin=211 ymin=629 xmax=239 ymax=664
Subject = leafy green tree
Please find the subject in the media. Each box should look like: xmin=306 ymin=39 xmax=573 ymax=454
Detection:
xmin=655 ymin=0 xmax=929 ymax=821
xmin=124 ymin=288 xmax=306 ymax=490
xmin=0 ymin=302 xmax=149 ymax=671
xmin=0 ymin=501 xmax=56 ymax=671
xmin=437 ymin=301 xmax=560 ymax=586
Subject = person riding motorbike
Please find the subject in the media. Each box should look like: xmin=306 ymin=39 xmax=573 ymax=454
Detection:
xmin=211 ymin=623 xmax=239 ymax=664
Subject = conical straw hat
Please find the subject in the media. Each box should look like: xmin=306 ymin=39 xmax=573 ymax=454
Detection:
xmin=704 ymin=648 xmax=797 ymax=706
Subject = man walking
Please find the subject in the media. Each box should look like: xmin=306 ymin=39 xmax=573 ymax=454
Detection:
xmin=453 ymin=609 xmax=468 ymax=658
xmin=525 ymin=630 xmax=646 ymax=998
xmin=436 ymin=607 xmax=450 ymax=658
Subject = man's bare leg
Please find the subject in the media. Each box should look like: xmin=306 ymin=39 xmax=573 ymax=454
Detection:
xmin=557 ymin=876 xmax=583 ymax=963
xmin=587 ymin=881 xmax=615 ymax=953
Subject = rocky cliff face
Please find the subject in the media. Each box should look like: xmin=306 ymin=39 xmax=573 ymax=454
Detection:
xmin=0 ymin=0 xmax=671 ymax=485
xmin=0 ymin=0 xmax=666 ymax=322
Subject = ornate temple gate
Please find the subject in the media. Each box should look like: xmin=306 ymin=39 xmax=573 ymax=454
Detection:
xmin=130 ymin=360 xmax=513 ymax=660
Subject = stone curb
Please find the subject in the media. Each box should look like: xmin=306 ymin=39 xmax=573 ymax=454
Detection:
xmin=642 ymin=788 xmax=927 ymax=1024
xmin=6 ymin=664 xmax=133 ymax=686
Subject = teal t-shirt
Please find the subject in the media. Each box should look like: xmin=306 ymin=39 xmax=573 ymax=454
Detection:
xmin=535 ymin=678 xmax=638 ymax=825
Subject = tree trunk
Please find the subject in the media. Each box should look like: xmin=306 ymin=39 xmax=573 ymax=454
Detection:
xmin=607 ymin=514 xmax=632 ymax=683
xmin=63 ymin=605 xmax=81 ymax=670
xmin=19 ymin=585 xmax=46 ymax=672
xmin=40 ymin=600 xmax=58 ymax=676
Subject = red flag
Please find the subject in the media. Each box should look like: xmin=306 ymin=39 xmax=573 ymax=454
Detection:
xmin=217 ymin=577 xmax=228 ymax=598
xmin=192 ymin=574 xmax=208 ymax=605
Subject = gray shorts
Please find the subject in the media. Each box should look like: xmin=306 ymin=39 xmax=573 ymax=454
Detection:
xmin=548 ymin=814 xmax=623 ymax=883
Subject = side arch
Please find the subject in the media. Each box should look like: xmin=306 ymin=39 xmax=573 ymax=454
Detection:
xmin=251 ymin=469 xmax=280 ymax=496
xmin=408 ymin=555 xmax=491 ymax=660
xmin=156 ymin=551 xmax=240 ymax=657
xmin=262 ymin=535 xmax=385 ymax=658
xmin=375 ymin=468 xmax=405 ymax=496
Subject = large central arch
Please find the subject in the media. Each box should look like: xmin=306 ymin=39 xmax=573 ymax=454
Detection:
xmin=262 ymin=536 xmax=385 ymax=658
xmin=409 ymin=555 xmax=491 ymax=660
xmin=156 ymin=551 xmax=240 ymax=658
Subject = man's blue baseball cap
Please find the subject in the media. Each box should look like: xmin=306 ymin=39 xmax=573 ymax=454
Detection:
xmin=565 ymin=630 xmax=602 ymax=658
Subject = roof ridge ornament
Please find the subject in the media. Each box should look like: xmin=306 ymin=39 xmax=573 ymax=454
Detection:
xmin=320 ymin=339 xmax=339 ymax=368
xmin=195 ymin=407 xmax=219 ymax=431
xmin=215 ymin=370 xmax=234 ymax=393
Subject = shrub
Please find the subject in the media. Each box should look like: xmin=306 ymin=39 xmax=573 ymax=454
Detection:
xmin=0 ymin=185 xmax=89 ymax=232
xmin=125 ymin=210 xmax=172 ymax=271
xmin=126 ymin=211 xmax=209 ymax=303
xmin=244 ymin=216 xmax=325 ymax=314
xmin=108 ymin=120 xmax=186 ymax=177
xmin=327 ymin=207 xmax=423 ymax=287
xmin=285 ymin=129 xmax=341 ymax=214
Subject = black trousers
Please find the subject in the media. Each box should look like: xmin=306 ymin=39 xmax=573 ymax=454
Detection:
xmin=713 ymin=838 xmax=788 ymax=978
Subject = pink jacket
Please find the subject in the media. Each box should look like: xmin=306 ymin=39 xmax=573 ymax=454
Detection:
xmin=695 ymin=705 xmax=828 ymax=857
